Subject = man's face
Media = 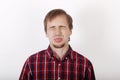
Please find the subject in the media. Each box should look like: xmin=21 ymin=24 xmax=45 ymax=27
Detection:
xmin=46 ymin=15 xmax=72 ymax=48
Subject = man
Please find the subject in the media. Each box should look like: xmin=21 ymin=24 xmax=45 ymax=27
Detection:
xmin=19 ymin=9 xmax=96 ymax=80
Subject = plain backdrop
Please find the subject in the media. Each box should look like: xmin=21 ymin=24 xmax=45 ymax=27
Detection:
xmin=0 ymin=0 xmax=120 ymax=80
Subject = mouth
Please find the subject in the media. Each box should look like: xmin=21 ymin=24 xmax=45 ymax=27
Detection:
xmin=54 ymin=38 xmax=63 ymax=43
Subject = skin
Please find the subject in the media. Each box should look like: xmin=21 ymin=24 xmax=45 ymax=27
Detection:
xmin=46 ymin=15 xmax=72 ymax=60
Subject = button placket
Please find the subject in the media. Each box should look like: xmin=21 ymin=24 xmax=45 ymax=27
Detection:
xmin=58 ymin=63 xmax=61 ymax=80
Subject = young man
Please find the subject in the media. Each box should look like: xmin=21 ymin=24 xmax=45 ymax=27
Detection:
xmin=19 ymin=9 xmax=96 ymax=80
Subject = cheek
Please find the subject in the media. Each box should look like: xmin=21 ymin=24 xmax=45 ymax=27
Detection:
xmin=64 ymin=31 xmax=71 ymax=37
xmin=64 ymin=34 xmax=71 ymax=40
xmin=46 ymin=32 xmax=54 ymax=39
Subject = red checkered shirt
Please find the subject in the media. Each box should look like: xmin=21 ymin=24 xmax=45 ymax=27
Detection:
xmin=19 ymin=45 xmax=95 ymax=80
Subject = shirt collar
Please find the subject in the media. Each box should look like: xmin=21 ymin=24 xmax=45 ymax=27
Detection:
xmin=46 ymin=45 xmax=73 ymax=61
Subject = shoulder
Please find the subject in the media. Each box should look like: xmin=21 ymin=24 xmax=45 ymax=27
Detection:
xmin=26 ymin=49 xmax=46 ymax=62
xmin=72 ymin=50 xmax=93 ymax=67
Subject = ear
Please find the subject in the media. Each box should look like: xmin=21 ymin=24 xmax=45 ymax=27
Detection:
xmin=69 ymin=30 xmax=72 ymax=36
xmin=45 ymin=31 xmax=48 ymax=37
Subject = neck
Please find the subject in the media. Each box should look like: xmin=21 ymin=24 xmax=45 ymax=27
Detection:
xmin=50 ymin=44 xmax=69 ymax=60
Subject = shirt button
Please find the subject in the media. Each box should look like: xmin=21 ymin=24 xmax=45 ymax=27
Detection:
xmin=58 ymin=64 xmax=61 ymax=66
xmin=58 ymin=77 xmax=60 ymax=80
xmin=66 ymin=57 xmax=68 ymax=60
xmin=51 ymin=57 xmax=54 ymax=60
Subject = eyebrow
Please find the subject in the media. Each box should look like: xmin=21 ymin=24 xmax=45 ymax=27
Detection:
xmin=59 ymin=25 xmax=66 ymax=27
xmin=49 ymin=26 xmax=55 ymax=28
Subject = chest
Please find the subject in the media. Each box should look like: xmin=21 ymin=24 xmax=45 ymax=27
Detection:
xmin=31 ymin=60 xmax=85 ymax=80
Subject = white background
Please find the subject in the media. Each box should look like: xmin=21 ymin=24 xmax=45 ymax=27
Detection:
xmin=0 ymin=0 xmax=120 ymax=80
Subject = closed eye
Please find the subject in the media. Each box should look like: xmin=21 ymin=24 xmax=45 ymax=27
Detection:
xmin=50 ymin=26 xmax=55 ymax=28
xmin=60 ymin=26 xmax=67 ymax=29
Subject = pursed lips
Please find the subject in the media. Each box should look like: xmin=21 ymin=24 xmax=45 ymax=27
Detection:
xmin=54 ymin=38 xmax=63 ymax=43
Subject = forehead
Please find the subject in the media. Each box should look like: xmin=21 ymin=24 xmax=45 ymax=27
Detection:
xmin=47 ymin=15 xmax=68 ymax=26
xmin=48 ymin=14 xmax=67 ymax=21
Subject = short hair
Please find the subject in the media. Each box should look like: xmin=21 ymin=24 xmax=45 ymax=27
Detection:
xmin=44 ymin=9 xmax=73 ymax=32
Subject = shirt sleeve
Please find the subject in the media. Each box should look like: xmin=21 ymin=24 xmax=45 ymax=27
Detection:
xmin=84 ymin=62 xmax=96 ymax=80
xmin=19 ymin=58 xmax=32 ymax=80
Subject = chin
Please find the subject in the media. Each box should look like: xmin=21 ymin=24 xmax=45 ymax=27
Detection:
xmin=53 ymin=44 xmax=65 ymax=48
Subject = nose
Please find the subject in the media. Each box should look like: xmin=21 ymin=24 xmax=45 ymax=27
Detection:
xmin=55 ymin=27 xmax=62 ymax=35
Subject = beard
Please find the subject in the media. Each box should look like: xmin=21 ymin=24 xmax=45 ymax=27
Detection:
xmin=53 ymin=43 xmax=65 ymax=48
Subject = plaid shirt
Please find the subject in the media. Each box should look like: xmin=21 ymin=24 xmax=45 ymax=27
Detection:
xmin=19 ymin=45 xmax=95 ymax=80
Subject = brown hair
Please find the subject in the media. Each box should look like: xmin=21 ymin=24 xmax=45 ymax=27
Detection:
xmin=44 ymin=9 xmax=73 ymax=32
